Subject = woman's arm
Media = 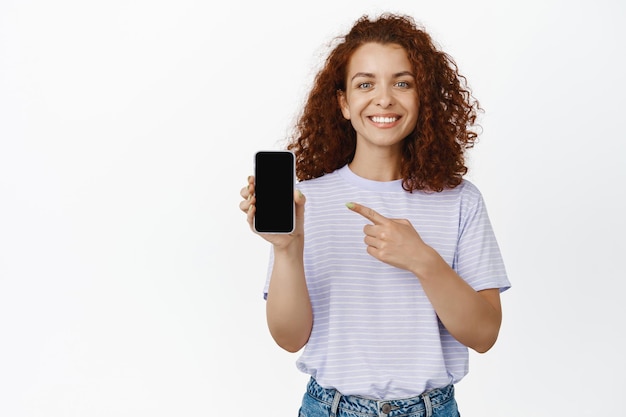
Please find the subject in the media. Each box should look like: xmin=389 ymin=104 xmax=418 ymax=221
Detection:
xmin=265 ymin=242 xmax=313 ymax=353
xmin=346 ymin=202 xmax=502 ymax=353
xmin=240 ymin=179 xmax=312 ymax=352
xmin=411 ymin=250 xmax=501 ymax=353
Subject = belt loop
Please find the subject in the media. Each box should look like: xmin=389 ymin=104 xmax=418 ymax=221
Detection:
xmin=330 ymin=390 xmax=342 ymax=417
xmin=422 ymin=392 xmax=433 ymax=417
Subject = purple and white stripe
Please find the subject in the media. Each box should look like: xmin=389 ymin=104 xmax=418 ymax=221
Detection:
xmin=264 ymin=165 xmax=510 ymax=400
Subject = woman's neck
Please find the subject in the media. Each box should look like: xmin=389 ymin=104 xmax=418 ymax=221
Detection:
xmin=348 ymin=149 xmax=402 ymax=182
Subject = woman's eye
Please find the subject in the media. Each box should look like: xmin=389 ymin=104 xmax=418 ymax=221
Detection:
xmin=358 ymin=82 xmax=372 ymax=89
xmin=396 ymin=81 xmax=410 ymax=88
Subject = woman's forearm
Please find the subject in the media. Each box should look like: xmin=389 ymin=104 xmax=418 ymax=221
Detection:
xmin=265 ymin=245 xmax=313 ymax=353
xmin=414 ymin=248 xmax=502 ymax=353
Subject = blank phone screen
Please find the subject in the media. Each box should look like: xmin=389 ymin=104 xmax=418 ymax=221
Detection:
xmin=254 ymin=151 xmax=295 ymax=233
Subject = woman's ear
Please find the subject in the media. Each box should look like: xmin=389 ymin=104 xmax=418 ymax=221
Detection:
xmin=336 ymin=90 xmax=350 ymax=120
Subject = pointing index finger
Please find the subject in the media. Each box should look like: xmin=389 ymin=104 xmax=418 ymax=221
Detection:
xmin=346 ymin=202 xmax=388 ymax=225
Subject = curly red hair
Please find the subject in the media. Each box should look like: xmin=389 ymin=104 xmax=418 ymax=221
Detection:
xmin=287 ymin=13 xmax=481 ymax=192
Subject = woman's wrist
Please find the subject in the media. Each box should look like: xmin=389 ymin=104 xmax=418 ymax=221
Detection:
xmin=411 ymin=245 xmax=446 ymax=280
xmin=273 ymin=237 xmax=304 ymax=258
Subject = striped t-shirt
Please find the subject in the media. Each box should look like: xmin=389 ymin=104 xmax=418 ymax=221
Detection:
xmin=264 ymin=165 xmax=510 ymax=400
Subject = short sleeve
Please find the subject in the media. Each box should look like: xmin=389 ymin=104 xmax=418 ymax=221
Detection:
xmin=453 ymin=183 xmax=511 ymax=292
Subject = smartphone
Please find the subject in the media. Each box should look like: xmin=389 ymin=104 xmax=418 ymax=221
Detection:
xmin=253 ymin=150 xmax=296 ymax=234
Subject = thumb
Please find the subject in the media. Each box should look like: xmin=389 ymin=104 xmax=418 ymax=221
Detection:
xmin=294 ymin=189 xmax=306 ymax=233
xmin=294 ymin=189 xmax=306 ymax=219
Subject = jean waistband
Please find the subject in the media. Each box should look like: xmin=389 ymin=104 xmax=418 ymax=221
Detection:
xmin=305 ymin=377 xmax=455 ymax=417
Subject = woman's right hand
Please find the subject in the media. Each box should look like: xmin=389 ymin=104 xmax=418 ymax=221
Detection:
xmin=239 ymin=175 xmax=306 ymax=250
xmin=241 ymin=175 xmax=312 ymax=352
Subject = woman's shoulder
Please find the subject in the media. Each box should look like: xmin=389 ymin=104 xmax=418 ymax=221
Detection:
xmin=455 ymin=179 xmax=481 ymax=196
xmin=452 ymin=179 xmax=489 ymax=216
xmin=296 ymin=168 xmax=343 ymax=190
xmin=435 ymin=179 xmax=485 ymax=209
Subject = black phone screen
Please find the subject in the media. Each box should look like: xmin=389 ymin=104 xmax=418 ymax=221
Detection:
xmin=254 ymin=151 xmax=295 ymax=233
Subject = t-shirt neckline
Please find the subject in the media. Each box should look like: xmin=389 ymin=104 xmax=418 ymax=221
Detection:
xmin=337 ymin=164 xmax=404 ymax=192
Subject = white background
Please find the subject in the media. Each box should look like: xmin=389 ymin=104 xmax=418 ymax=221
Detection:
xmin=1 ymin=0 xmax=625 ymax=416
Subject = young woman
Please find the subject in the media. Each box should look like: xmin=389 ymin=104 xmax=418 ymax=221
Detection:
xmin=240 ymin=13 xmax=510 ymax=417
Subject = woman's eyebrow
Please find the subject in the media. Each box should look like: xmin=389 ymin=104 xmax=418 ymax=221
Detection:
xmin=350 ymin=72 xmax=375 ymax=81
xmin=394 ymin=71 xmax=415 ymax=78
xmin=350 ymin=71 xmax=414 ymax=81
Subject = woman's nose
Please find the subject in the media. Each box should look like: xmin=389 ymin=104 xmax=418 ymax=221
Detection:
xmin=375 ymin=86 xmax=393 ymax=108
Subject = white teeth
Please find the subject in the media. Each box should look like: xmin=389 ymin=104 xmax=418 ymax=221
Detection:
xmin=371 ymin=116 xmax=397 ymax=123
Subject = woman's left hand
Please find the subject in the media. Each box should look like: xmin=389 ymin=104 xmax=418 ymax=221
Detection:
xmin=346 ymin=202 xmax=436 ymax=275
xmin=347 ymin=201 xmax=502 ymax=353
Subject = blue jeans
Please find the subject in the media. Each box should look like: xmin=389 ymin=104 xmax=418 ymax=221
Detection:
xmin=298 ymin=378 xmax=460 ymax=417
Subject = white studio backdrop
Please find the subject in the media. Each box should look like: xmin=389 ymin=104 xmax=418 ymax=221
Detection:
xmin=1 ymin=0 xmax=624 ymax=416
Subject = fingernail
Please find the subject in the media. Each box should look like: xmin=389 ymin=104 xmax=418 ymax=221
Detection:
xmin=247 ymin=175 xmax=253 ymax=182
xmin=297 ymin=189 xmax=303 ymax=198
xmin=345 ymin=202 xmax=355 ymax=209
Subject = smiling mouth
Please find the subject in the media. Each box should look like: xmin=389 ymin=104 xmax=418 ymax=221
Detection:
xmin=369 ymin=116 xmax=399 ymax=124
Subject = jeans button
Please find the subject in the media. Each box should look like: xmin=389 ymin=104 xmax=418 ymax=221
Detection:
xmin=381 ymin=403 xmax=391 ymax=414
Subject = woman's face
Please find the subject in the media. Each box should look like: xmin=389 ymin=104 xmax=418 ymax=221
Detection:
xmin=338 ymin=42 xmax=419 ymax=155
